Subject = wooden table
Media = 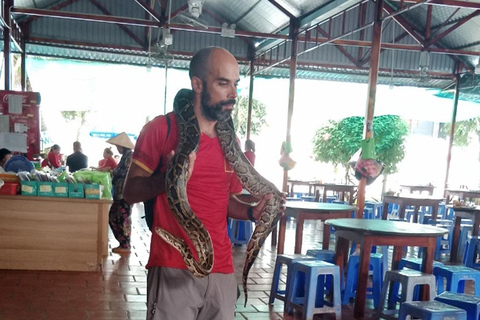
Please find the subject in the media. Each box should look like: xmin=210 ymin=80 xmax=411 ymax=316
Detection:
xmin=0 ymin=195 xmax=111 ymax=272
xmin=400 ymin=184 xmax=435 ymax=195
xmin=287 ymin=180 xmax=316 ymax=197
xmin=326 ymin=218 xmax=448 ymax=319
xmin=446 ymin=189 xmax=480 ymax=203
xmin=450 ymin=205 xmax=480 ymax=262
xmin=277 ymin=202 xmax=357 ymax=254
xmin=382 ymin=194 xmax=444 ymax=223
xmin=314 ymin=183 xmax=357 ymax=204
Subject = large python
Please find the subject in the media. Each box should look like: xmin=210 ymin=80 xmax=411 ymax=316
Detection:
xmin=157 ymin=89 xmax=283 ymax=305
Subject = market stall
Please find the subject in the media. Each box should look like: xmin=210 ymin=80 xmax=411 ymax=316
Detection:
xmin=0 ymin=195 xmax=111 ymax=272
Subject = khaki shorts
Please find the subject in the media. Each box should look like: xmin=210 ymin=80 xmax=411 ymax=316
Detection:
xmin=146 ymin=267 xmax=237 ymax=320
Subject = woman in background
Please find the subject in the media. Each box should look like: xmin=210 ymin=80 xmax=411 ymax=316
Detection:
xmin=93 ymin=147 xmax=118 ymax=172
xmin=106 ymin=133 xmax=134 ymax=254
xmin=41 ymin=144 xmax=62 ymax=168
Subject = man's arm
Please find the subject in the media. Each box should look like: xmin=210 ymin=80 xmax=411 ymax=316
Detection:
xmin=123 ymin=151 xmax=193 ymax=205
xmin=123 ymin=162 xmax=166 ymax=205
xmin=228 ymin=193 xmax=285 ymax=221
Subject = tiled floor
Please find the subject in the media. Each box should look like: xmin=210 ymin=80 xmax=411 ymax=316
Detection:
xmin=0 ymin=204 xmax=473 ymax=320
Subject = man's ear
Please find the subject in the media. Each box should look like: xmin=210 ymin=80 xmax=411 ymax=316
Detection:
xmin=192 ymin=77 xmax=203 ymax=94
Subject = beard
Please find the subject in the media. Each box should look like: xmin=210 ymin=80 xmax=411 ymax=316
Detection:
xmin=201 ymin=85 xmax=236 ymax=122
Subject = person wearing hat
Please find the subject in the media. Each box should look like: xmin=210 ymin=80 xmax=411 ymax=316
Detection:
xmin=66 ymin=141 xmax=88 ymax=173
xmin=106 ymin=132 xmax=135 ymax=254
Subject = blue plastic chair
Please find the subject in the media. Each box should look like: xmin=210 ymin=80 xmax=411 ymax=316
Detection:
xmin=434 ymin=265 xmax=480 ymax=296
xmin=463 ymin=236 xmax=480 ymax=269
xmin=435 ymin=291 xmax=480 ymax=320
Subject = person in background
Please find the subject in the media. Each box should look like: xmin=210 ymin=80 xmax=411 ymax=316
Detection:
xmin=66 ymin=141 xmax=88 ymax=173
xmin=123 ymin=47 xmax=284 ymax=320
xmin=106 ymin=132 xmax=134 ymax=254
xmin=92 ymin=147 xmax=118 ymax=172
xmin=0 ymin=148 xmax=12 ymax=168
xmin=244 ymin=139 xmax=256 ymax=166
xmin=41 ymin=144 xmax=62 ymax=169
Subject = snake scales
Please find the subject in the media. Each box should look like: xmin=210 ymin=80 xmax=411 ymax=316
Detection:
xmin=156 ymin=89 xmax=283 ymax=305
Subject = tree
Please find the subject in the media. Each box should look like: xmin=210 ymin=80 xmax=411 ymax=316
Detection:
xmin=60 ymin=111 xmax=90 ymax=141
xmin=312 ymin=115 xmax=409 ymax=182
xmin=439 ymin=118 xmax=480 ymax=147
xmin=231 ymin=95 xmax=267 ymax=138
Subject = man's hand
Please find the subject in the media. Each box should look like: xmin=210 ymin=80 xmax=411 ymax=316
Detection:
xmin=167 ymin=150 xmax=196 ymax=181
xmin=251 ymin=192 xmax=287 ymax=221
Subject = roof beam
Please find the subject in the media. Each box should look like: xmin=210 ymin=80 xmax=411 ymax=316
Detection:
xmin=22 ymin=0 xmax=81 ymax=25
xmin=267 ymin=0 xmax=296 ymax=19
xmin=134 ymin=0 xmax=161 ymax=22
xmin=12 ymin=7 xmax=160 ymax=27
xmin=426 ymin=10 xmax=480 ymax=47
xmin=12 ymin=6 xmax=288 ymax=40
xmin=315 ymin=25 xmax=360 ymax=66
xmin=392 ymin=0 xmax=480 ymax=9
xmin=256 ymin=0 xmax=364 ymax=53
xmin=383 ymin=3 xmax=425 ymax=45
xmin=90 ymin=0 xmax=145 ymax=48
xmin=296 ymin=36 xmax=480 ymax=57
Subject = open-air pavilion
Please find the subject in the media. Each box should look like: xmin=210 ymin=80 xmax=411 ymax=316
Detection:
xmin=1 ymin=1 xmax=480 ymax=319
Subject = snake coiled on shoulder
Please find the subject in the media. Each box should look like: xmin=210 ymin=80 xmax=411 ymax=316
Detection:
xmin=156 ymin=89 xmax=283 ymax=305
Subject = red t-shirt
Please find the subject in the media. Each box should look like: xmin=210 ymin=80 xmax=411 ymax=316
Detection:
xmin=132 ymin=113 xmax=243 ymax=274
xmin=47 ymin=151 xmax=61 ymax=168
xmin=98 ymin=157 xmax=118 ymax=170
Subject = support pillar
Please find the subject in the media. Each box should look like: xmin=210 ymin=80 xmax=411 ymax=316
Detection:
xmin=443 ymin=73 xmax=460 ymax=197
xmin=3 ymin=0 xmax=13 ymax=90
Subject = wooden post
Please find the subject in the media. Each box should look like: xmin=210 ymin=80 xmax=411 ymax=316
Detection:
xmin=246 ymin=56 xmax=255 ymax=140
xmin=443 ymin=73 xmax=460 ymax=197
xmin=274 ymin=18 xmax=299 ymax=247
xmin=357 ymin=0 xmax=383 ymax=222
xmin=282 ymin=18 xmax=299 ymax=195
xmin=21 ymin=37 xmax=26 ymax=91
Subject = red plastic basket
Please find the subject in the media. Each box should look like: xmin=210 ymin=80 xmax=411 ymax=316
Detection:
xmin=0 ymin=182 xmax=20 ymax=195
xmin=0 ymin=174 xmax=19 ymax=183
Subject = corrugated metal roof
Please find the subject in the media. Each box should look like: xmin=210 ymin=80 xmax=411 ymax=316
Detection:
xmin=3 ymin=0 xmax=480 ymax=98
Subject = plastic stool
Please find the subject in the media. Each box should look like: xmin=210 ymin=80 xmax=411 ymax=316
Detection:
xmin=306 ymin=249 xmax=335 ymax=263
xmin=375 ymin=269 xmax=436 ymax=320
xmin=395 ymin=257 xmax=444 ymax=301
xmin=434 ymin=265 xmax=480 ymax=296
xmin=435 ymin=291 xmax=480 ymax=320
xmin=227 ymin=218 xmax=253 ymax=245
xmin=285 ymin=260 xmax=342 ymax=320
xmin=398 ymin=300 xmax=467 ymax=320
xmin=269 ymin=254 xmax=315 ymax=305
xmin=342 ymin=253 xmax=384 ymax=307
xmin=463 ymin=236 xmax=480 ymax=269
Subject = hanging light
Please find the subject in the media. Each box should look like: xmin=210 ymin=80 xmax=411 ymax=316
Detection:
xmin=419 ymin=51 xmax=430 ymax=76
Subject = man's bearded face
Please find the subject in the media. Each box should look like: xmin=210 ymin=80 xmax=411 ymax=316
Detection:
xmin=201 ymin=81 xmax=236 ymax=122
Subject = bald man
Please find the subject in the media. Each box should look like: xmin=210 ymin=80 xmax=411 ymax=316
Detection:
xmin=124 ymin=47 xmax=278 ymax=320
